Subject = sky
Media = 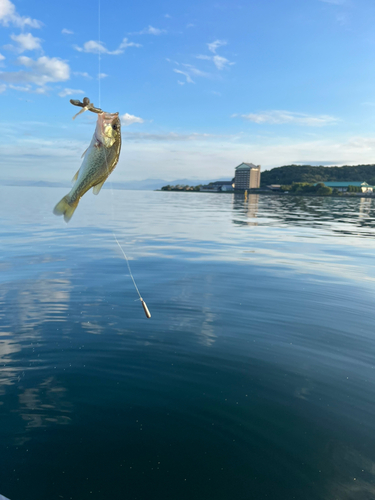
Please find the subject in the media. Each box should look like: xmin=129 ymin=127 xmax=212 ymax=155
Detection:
xmin=1 ymin=0 xmax=375 ymax=182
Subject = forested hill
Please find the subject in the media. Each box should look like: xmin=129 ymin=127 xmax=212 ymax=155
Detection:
xmin=260 ymin=164 xmax=375 ymax=186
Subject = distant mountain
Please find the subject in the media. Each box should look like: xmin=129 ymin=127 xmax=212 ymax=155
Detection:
xmin=0 ymin=178 xmax=232 ymax=190
xmin=260 ymin=164 xmax=375 ymax=186
xmin=0 ymin=180 xmax=70 ymax=188
xmin=7 ymin=166 xmax=375 ymax=190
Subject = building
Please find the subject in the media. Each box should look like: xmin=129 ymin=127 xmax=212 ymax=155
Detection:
xmin=320 ymin=182 xmax=373 ymax=193
xmin=200 ymin=181 xmax=234 ymax=192
xmin=234 ymin=163 xmax=261 ymax=190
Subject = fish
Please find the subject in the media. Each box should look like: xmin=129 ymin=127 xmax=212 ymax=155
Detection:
xmin=53 ymin=111 xmax=121 ymax=222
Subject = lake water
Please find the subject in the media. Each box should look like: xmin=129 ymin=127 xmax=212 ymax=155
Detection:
xmin=1 ymin=187 xmax=375 ymax=500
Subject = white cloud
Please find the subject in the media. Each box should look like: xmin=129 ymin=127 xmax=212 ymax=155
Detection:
xmin=58 ymin=88 xmax=85 ymax=98
xmin=121 ymin=113 xmax=144 ymax=126
xmin=197 ymin=41 xmax=234 ymax=70
xmin=122 ymin=131 xmax=215 ymax=141
xmin=62 ymin=28 xmax=74 ymax=35
xmin=4 ymin=123 xmax=375 ymax=183
xmin=9 ymin=83 xmax=31 ymax=92
xmin=74 ymin=40 xmax=108 ymax=54
xmin=196 ymin=54 xmax=233 ymax=70
xmin=98 ymin=72 xmax=108 ymax=79
xmin=164 ymin=14 xmax=171 ymax=18
xmin=0 ymin=53 xmax=5 ymax=61
xmin=9 ymin=83 xmax=31 ymax=91
xmin=0 ymin=0 xmax=42 ymax=28
xmin=172 ymin=63 xmax=209 ymax=84
xmin=6 ymin=82 xmax=52 ymax=93
xmin=0 ymin=56 xmax=70 ymax=86
xmin=34 ymin=86 xmax=49 ymax=94
xmin=132 ymin=25 xmax=166 ymax=35
xmin=213 ymin=55 xmax=234 ymax=70
xmin=0 ymin=83 xmax=6 ymax=93
xmin=181 ymin=64 xmax=208 ymax=77
xmin=74 ymin=38 xmax=141 ymax=55
xmin=238 ymin=110 xmax=338 ymax=126
xmin=166 ymin=58 xmax=179 ymax=65
xmin=73 ymin=71 xmax=92 ymax=79
xmin=174 ymin=68 xmax=195 ymax=84
xmin=146 ymin=26 xmax=166 ymax=35
xmin=10 ymin=33 xmax=42 ymax=53
xmin=109 ymin=133 xmax=375 ymax=180
xmin=208 ymin=40 xmax=227 ymax=54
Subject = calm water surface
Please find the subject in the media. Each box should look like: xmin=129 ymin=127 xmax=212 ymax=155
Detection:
xmin=1 ymin=187 xmax=375 ymax=500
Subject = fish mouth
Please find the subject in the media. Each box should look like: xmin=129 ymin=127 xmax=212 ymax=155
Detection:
xmin=95 ymin=112 xmax=120 ymax=144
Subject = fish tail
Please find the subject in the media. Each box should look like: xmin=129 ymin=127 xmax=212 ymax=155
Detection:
xmin=53 ymin=194 xmax=79 ymax=223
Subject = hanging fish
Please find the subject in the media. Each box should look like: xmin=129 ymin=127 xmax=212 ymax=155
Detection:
xmin=53 ymin=98 xmax=151 ymax=319
xmin=53 ymin=98 xmax=121 ymax=223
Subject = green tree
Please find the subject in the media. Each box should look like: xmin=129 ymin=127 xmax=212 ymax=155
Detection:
xmin=316 ymin=186 xmax=332 ymax=196
xmin=260 ymin=164 xmax=375 ymax=186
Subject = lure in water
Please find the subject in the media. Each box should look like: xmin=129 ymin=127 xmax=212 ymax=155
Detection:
xmin=53 ymin=98 xmax=121 ymax=223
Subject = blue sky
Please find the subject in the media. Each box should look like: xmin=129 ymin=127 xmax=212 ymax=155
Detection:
xmin=1 ymin=0 xmax=375 ymax=182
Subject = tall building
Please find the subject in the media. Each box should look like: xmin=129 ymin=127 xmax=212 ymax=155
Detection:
xmin=234 ymin=163 xmax=261 ymax=190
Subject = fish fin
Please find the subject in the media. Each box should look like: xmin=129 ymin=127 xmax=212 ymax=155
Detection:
xmin=53 ymin=194 xmax=79 ymax=223
xmin=92 ymin=180 xmax=105 ymax=195
xmin=81 ymin=147 xmax=88 ymax=159
xmin=71 ymin=169 xmax=80 ymax=183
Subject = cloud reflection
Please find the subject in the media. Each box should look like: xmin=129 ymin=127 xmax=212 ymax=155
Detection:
xmin=18 ymin=376 xmax=72 ymax=430
xmin=0 ymin=274 xmax=72 ymax=387
xmin=324 ymin=442 xmax=375 ymax=499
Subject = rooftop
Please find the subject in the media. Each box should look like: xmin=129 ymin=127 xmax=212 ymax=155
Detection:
xmin=235 ymin=162 xmax=259 ymax=170
xmin=320 ymin=182 xmax=372 ymax=187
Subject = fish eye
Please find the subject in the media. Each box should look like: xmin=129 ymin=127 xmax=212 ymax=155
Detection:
xmin=112 ymin=124 xmax=118 ymax=130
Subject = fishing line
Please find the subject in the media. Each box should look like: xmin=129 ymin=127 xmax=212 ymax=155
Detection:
xmin=98 ymin=0 xmax=101 ymax=108
xmin=97 ymin=4 xmax=151 ymax=319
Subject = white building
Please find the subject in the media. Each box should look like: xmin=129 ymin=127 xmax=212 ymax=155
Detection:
xmin=234 ymin=163 xmax=261 ymax=190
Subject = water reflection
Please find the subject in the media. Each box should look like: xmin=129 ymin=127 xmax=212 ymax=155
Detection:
xmin=1 ymin=187 xmax=375 ymax=500
xmin=231 ymin=194 xmax=375 ymax=236
xmin=0 ymin=274 xmax=72 ymax=392
xmin=232 ymin=193 xmax=259 ymax=226
xmin=0 ymin=275 xmax=71 ymax=336
xmin=18 ymin=377 xmax=72 ymax=430
xmin=199 ymin=308 xmax=216 ymax=346
xmin=323 ymin=442 xmax=375 ymax=499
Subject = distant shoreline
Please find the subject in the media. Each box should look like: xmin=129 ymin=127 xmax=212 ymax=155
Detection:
xmin=155 ymin=188 xmax=375 ymax=198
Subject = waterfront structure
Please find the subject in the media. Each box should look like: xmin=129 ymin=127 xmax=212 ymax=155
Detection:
xmin=234 ymin=163 xmax=261 ymax=190
xmin=321 ymin=182 xmax=373 ymax=193
xmin=200 ymin=181 xmax=234 ymax=192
